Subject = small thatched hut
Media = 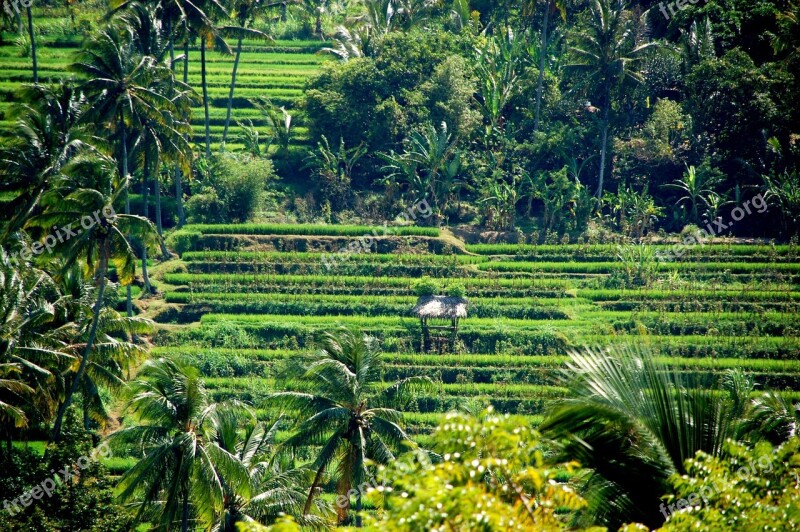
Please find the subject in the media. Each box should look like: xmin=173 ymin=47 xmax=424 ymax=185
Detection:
xmin=412 ymin=296 xmax=468 ymax=352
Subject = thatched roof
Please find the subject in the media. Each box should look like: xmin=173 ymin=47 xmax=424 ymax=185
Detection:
xmin=412 ymin=296 xmax=468 ymax=319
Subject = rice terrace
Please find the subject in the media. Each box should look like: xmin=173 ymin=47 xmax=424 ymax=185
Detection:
xmin=1 ymin=0 xmax=799 ymax=531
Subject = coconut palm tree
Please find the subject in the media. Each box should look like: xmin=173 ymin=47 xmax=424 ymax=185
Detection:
xmin=25 ymin=154 xmax=158 ymax=441
xmin=525 ymin=0 xmax=567 ymax=132
xmin=0 ymin=81 xmax=94 ymax=244
xmin=112 ymin=357 xmax=249 ymax=532
xmin=270 ymin=328 xmax=430 ymax=526
xmin=71 ymin=25 xmax=175 ymax=314
xmin=77 ymin=305 xmax=153 ymax=434
xmin=566 ymin=0 xmax=656 ymax=197
xmin=540 ymin=344 xmax=740 ymax=530
xmin=221 ymin=0 xmax=274 ymax=146
xmin=198 ymin=16 xmax=233 ymax=157
xmin=209 ymin=411 xmax=329 ymax=531
xmin=25 ymin=4 xmax=36 ymax=82
xmin=0 ymin=250 xmax=72 ymax=447
xmin=119 ymin=2 xmax=196 ymax=256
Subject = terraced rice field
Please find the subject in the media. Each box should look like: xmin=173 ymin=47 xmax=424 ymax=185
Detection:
xmin=154 ymin=225 xmax=800 ymax=443
xmin=0 ymin=26 xmax=328 ymax=152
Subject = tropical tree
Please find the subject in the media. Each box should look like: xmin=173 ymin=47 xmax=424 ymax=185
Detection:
xmin=762 ymin=170 xmax=800 ymax=236
xmin=194 ymin=0 xmax=233 ymax=157
xmin=25 ymin=3 xmax=36 ymax=82
xmin=112 ymin=357 xmax=249 ymax=532
xmin=665 ymin=164 xmax=723 ymax=225
xmin=541 ymin=343 xmax=742 ymax=530
xmin=210 ymin=411 xmax=328 ymax=531
xmin=0 ymin=82 xmax=93 ymax=243
xmin=305 ymin=135 xmax=366 ymax=210
xmin=566 ymin=0 xmax=657 ymax=197
xmin=0 ymin=250 xmax=71 ymax=446
xmin=473 ymin=29 xmax=526 ymax=138
xmin=25 ymin=155 xmax=157 ymax=441
xmin=71 ymin=25 xmax=175 ymax=312
xmin=119 ymin=2 xmax=196 ymax=256
xmin=526 ymin=0 xmax=567 ymax=132
xmin=221 ymin=0 xmax=273 ymax=146
xmin=381 ymin=122 xmax=461 ymax=223
xmin=79 ymin=307 xmax=152 ymax=434
xmin=366 ymin=409 xmax=589 ymax=531
xmin=270 ymin=328 xmax=430 ymax=526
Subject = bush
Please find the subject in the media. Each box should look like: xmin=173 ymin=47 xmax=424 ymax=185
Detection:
xmin=185 ymin=188 xmax=226 ymax=224
xmin=446 ymin=282 xmax=466 ymax=298
xmin=165 ymin=230 xmax=201 ymax=256
xmin=216 ymin=154 xmax=275 ymax=223
xmin=187 ymin=154 xmax=276 ymax=224
xmin=413 ymin=276 xmax=440 ymax=296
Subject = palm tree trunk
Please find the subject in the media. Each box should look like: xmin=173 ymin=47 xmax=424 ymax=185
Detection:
xmin=26 ymin=6 xmax=37 ymax=83
xmin=534 ymin=0 xmax=551 ymax=132
xmin=303 ymin=463 xmax=326 ymax=515
xmin=355 ymin=490 xmax=362 ymax=528
xmin=168 ymin=32 xmax=187 ymax=228
xmin=52 ymin=251 xmax=109 ymax=442
xmin=315 ymin=8 xmax=322 ymax=38
xmin=181 ymin=491 xmax=190 ymax=532
xmin=596 ymin=97 xmax=610 ymax=199
xmin=140 ymin=165 xmax=152 ymax=295
xmin=168 ymin=24 xmax=187 ymax=229
xmin=201 ymin=37 xmax=211 ymax=158
xmin=183 ymin=27 xmax=189 ymax=84
xmin=82 ymin=384 xmax=91 ymax=432
xmin=222 ymin=35 xmax=244 ymax=147
xmin=154 ymin=172 xmax=170 ymax=259
xmin=121 ymin=121 xmax=133 ymax=316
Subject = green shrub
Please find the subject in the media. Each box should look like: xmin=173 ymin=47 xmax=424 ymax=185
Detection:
xmin=413 ymin=276 xmax=440 ymax=296
xmin=165 ymin=229 xmax=201 ymax=256
xmin=185 ymin=187 xmax=227 ymax=224
xmin=446 ymin=282 xmax=466 ymax=298
xmin=187 ymin=154 xmax=276 ymax=223
xmin=216 ymin=153 xmax=275 ymax=222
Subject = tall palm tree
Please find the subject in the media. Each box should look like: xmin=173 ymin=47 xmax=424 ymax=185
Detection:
xmin=270 ymin=328 xmax=429 ymax=526
xmin=210 ymin=411 xmax=328 ymax=531
xmin=525 ymin=0 xmax=567 ymax=132
xmin=540 ymin=344 xmax=739 ymax=530
xmin=48 ymin=261 xmax=150 ymax=437
xmin=112 ymin=357 xmax=249 ymax=532
xmin=197 ymin=14 xmax=233 ymax=157
xmin=566 ymin=0 xmax=656 ymax=197
xmin=71 ymin=25 xmax=174 ymax=314
xmin=26 ymin=155 xmax=157 ymax=441
xmin=221 ymin=0 xmax=273 ymax=146
xmin=118 ymin=1 xmax=196 ymax=256
xmin=25 ymin=4 xmax=36 ymax=82
xmin=0 ymin=250 xmax=71 ymax=447
xmin=0 ymin=81 xmax=93 ymax=243
xmin=110 ymin=0 xmax=208 ymax=227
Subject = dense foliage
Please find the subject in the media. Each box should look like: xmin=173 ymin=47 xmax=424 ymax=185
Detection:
xmin=0 ymin=0 xmax=799 ymax=531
